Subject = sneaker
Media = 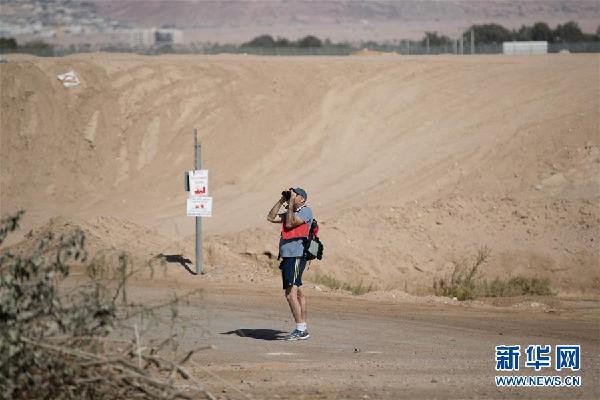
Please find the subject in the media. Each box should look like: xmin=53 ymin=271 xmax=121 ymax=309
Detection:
xmin=285 ymin=329 xmax=310 ymax=341
xmin=284 ymin=329 xmax=301 ymax=341
xmin=298 ymin=330 xmax=310 ymax=340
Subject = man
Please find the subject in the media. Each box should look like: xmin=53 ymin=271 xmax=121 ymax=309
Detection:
xmin=267 ymin=187 xmax=313 ymax=341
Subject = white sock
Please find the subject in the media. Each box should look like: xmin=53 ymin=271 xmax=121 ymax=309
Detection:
xmin=296 ymin=323 xmax=306 ymax=332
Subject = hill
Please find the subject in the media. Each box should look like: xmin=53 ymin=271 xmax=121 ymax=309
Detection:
xmin=1 ymin=53 xmax=598 ymax=295
xmin=93 ymin=0 xmax=600 ymax=42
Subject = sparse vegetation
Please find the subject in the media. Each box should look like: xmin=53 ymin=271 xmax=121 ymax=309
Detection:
xmin=311 ymin=273 xmax=374 ymax=295
xmin=0 ymin=37 xmax=18 ymax=50
xmin=470 ymin=20 xmax=599 ymax=44
xmin=21 ymin=40 xmax=54 ymax=50
xmin=0 ymin=212 xmax=211 ymax=399
xmin=434 ymin=246 xmax=554 ymax=301
xmin=483 ymin=276 xmax=553 ymax=297
xmin=470 ymin=23 xmax=514 ymax=44
xmin=421 ymin=31 xmax=453 ymax=46
xmin=434 ymin=245 xmax=491 ymax=301
xmin=242 ymin=34 xmax=325 ymax=48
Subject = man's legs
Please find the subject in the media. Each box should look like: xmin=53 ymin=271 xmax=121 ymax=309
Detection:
xmin=297 ymin=286 xmax=307 ymax=324
xmin=281 ymin=258 xmax=309 ymax=339
xmin=285 ymin=285 xmax=302 ymax=324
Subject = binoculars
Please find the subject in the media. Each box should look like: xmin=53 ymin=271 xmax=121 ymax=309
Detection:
xmin=281 ymin=188 xmax=295 ymax=201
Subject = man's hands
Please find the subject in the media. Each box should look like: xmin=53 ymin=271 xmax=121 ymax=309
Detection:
xmin=285 ymin=190 xmax=306 ymax=229
xmin=267 ymin=196 xmax=286 ymax=223
xmin=289 ymin=189 xmax=297 ymax=204
xmin=268 ymin=189 xmax=304 ymax=226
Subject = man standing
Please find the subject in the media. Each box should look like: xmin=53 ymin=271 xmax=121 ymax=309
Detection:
xmin=267 ymin=187 xmax=313 ymax=341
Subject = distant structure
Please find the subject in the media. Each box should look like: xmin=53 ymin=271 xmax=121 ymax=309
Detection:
xmin=503 ymin=41 xmax=548 ymax=55
xmin=127 ymin=28 xmax=183 ymax=48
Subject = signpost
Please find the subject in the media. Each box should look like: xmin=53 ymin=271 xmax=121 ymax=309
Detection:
xmin=185 ymin=128 xmax=212 ymax=275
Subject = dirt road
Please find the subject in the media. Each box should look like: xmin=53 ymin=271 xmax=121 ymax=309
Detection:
xmin=122 ymin=275 xmax=599 ymax=400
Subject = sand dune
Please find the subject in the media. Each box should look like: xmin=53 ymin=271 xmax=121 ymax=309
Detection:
xmin=1 ymin=53 xmax=598 ymax=294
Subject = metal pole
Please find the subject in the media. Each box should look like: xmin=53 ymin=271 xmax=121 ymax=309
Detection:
xmin=460 ymin=31 xmax=464 ymax=55
xmin=194 ymin=128 xmax=202 ymax=274
xmin=471 ymin=29 xmax=475 ymax=54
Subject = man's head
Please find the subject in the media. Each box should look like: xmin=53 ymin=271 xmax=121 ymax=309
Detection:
xmin=292 ymin=187 xmax=307 ymax=206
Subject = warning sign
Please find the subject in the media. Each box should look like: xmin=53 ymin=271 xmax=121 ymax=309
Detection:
xmin=187 ymin=196 xmax=212 ymax=217
xmin=189 ymin=170 xmax=209 ymax=197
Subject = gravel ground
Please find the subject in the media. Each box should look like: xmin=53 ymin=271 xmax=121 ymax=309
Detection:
xmin=118 ymin=279 xmax=599 ymax=400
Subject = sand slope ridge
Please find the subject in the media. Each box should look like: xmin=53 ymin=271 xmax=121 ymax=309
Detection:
xmin=1 ymin=53 xmax=598 ymax=295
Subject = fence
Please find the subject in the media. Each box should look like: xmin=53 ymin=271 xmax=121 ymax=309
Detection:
xmin=1 ymin=41 xmax=599 ymax=58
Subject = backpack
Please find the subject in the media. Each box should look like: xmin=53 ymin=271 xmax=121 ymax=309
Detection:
xmin=303 ymin=219 xmax=324 ymax=261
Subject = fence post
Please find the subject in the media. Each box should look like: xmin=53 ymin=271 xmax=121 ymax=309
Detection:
xmin=194 ymin=128 xmax=202 ymax=275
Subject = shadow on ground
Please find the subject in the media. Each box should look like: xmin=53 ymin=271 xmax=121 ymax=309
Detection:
xmin=221 ymin=329 xmax=287 ymax=341
xmin=157 ymin=254 xmax=197 ymax=275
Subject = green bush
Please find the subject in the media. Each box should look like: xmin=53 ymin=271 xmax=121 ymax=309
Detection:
xmin=242 ymin=34 xmax=328 ymax=49
xmin=421 ymin=31 xmax=452 ymax=46
xmin=241 ymin=34 xmax=276 ymax=48
xmin=470 ymin=24 xmax=513 ymax=44
xmin=297 ymin=35 xmax=322 ymax=48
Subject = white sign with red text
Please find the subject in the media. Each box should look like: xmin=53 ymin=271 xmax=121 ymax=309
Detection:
xmin=189 ymin=170 xmax=209 ymax=197
xmin=187 ymin=196 xmax=212 ymax=217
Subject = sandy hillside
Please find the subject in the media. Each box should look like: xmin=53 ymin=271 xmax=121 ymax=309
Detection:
xmin=1 ymin=53 xmax=598 ymax=295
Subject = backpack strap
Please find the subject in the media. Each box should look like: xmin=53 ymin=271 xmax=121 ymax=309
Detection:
xmin=308 ymin=219 xmax=318 ymax=240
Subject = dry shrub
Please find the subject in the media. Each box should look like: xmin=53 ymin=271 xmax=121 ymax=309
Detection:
xmin=434 ymin=246 xmax=554 ymax=300
xmin=434 ymin=246 xmax=491 ymax=301
xmin=0 ymin=212 xmax=214 ymax=400
xmin=483 ymin=276 xmax=552 ymax=297
xmin=311 ymin=273 xmax=375 ymax=295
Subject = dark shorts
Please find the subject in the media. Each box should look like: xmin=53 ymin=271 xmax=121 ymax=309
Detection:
xmin=279 ymin=257 xmax=307 ymax=290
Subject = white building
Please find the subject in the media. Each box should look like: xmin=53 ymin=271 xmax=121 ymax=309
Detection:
xmin=126 ymin=28 xmax=183 ymax=48
xmin=155 ymin=29 xmax=183 ymax=45
xmin=503 ymin=41 xmax=548 ymax=55
xmin=129 ymin=29 xmax=156 ymax=48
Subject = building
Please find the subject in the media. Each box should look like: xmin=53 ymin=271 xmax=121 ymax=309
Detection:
xmin=126 ymin=28 xmax=183 ymax=48
xmin=503 ymin=41 xmax=548 ymax=55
